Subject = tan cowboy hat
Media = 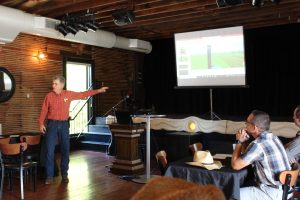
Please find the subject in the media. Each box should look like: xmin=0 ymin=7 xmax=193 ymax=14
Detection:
xmin=186 ymin=151 xmax=222 ymax=170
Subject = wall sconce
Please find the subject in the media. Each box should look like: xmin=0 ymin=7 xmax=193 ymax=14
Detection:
xmin=33 ymin=50 xmax=46 ymax=63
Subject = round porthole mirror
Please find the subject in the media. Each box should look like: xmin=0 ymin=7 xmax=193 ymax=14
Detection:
xmin=0 ymin=67 xmax=15 ymax=103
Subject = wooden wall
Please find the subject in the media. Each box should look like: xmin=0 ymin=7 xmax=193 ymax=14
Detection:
xmin=93 ymin=48 xmax=140 ymax=116
xmin=0 ymin=33 xmax=140 ymax=134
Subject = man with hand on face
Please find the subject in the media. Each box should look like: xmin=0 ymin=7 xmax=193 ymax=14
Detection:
xmin=285 ymin=105 xmax=300 ymax=163
xmin=39 ymin=75 xmax=108 ymax=185
xmin=231 ymin=110 xmax=290 ymax=200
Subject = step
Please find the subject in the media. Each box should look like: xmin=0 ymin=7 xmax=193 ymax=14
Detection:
xmin=88 ymin=124 xmax=111 ymax=133
xmin=80 ymin=141 xmax=110 ymax=145
xmin=95 ymin=117 xmax=108 ymax=125
xmin=79 ymin=141 xmax=110 ymax=152
xmin=82 ymin=133 xmax=111 ymax=143
xmin=82 ymin=131 xmax=111 ymax=136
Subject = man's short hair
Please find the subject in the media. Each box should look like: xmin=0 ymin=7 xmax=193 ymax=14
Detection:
xmin=295 ymin=105 xmax=300 ymax=118
xmin=52 ymin=75 xmax=65 ymax=85
xmin=251 ymin=110 xmax=270 ymax=132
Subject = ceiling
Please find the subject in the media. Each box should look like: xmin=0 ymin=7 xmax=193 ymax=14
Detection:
xmin=1 ymin=0 xmax=300 ymax=40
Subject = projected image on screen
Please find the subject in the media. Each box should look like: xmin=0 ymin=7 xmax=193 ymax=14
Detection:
xmin=175 ymin=26 xmax=246 ymax=87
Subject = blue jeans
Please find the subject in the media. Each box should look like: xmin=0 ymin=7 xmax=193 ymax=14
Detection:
xmin=240 ymin=184 xmax=283 ymax=200
xmin=45 ymin=120 xmax=70 ymax=178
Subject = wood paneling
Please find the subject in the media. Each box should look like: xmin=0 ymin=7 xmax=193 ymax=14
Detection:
xmin=93 ymin=46 xmax=139 ymax=116
xmin=1 ymin=0 xmax=300 ymax=40
xmin=0 ymin=33 xmax=138 ymax=134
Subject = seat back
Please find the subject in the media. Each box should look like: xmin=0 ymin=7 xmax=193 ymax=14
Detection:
xmin=155 ymin=150 xmax=167 ymax=175
xmin=0 ymin=137 xmax=10 ymax=145
xmin=189 ymin=142 xmax=203 ymax=155
xmin=0 ymin=143 xmax=28 ymax=156
xmin=279 ymin=163 xmax=300 ymax=200
xmin=20 ymin=135 xmax=41 ymax=145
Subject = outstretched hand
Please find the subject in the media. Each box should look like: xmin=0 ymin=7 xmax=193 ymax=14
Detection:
xmin=98 ymin=87 xmax=109 ymax=93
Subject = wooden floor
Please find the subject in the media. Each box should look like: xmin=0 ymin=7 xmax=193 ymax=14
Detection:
xmin=3 ymin=150 xmax=300 ymax=200
xmin=2 ymin=150 xmax=147 ymax=200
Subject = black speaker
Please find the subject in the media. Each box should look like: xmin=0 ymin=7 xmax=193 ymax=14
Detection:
xmin=216 ymin=0 xmax=243 ymax=7
xmin=112 ymin=9 xmax=135 ymax=26
xmin=252 ymin=0 xmax=265 ymax=7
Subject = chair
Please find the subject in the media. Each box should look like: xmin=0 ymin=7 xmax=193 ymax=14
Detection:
xmin=155 ymin=150 xmax=167 ymax=175
xmin=0 ymin=137 xmax=10 ymax=145
xmin=20 ymin=135 xmax=41 ymax=162
xmin=189 ymin=142 xmax=203 ymax=155
xmin=0 ymin=142 xmax=37 ymax=200
xmin=130 ymin=176 xmax=226 ymax=200
xmin=0 ymin=137 xmax=9 ymax=199
xmin=279 ymin=163 xmax=300 ymax=200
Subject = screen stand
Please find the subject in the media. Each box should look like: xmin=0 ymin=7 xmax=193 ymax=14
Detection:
xmin=209 ymin=89 xmax=221 ymax=120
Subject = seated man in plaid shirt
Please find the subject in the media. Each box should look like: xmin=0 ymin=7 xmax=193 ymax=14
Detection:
xmin=231 ymin=110 xmax=291 ymax=200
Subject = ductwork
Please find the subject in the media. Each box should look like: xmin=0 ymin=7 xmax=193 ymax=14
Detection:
xmin=0 ymin=5 xmax=152 ymax=53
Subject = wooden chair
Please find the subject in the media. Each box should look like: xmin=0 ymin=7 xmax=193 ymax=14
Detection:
xmin=0 ymin=137 xmax=10 ymax=145
xmin=0 ymin=142 xmax=37 ymax=200
xmin=279 ymin=163 xmax=300 ymax=200
xmin=20 ymin=135 xmax=41 ymax=162
xmin=155 ymin=150 xmax=167 ymax=175
xmin=0 ymin=137 xmax=9 ymax=199
xmin=20 ymin=135 xmax=41 ymax=146
xmin=189 ymin=142 xmax=203 ymax=155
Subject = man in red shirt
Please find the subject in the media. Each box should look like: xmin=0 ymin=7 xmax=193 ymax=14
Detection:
xmin=39 ymin=75 xmax=108 ymax=184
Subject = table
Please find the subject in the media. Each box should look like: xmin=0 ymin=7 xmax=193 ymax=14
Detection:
xmin=164 ymin=157 xmax=251 ymax=200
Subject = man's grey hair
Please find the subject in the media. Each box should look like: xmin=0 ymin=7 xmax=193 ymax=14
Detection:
xmin=251 ymin=110 xmax=270 ymax=132
xmin=52 ymin=75 xmax=65 ymax=85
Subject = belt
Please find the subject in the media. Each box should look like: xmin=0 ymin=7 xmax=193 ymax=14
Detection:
xmin=48 ymin=119 xmax=69 ymax=123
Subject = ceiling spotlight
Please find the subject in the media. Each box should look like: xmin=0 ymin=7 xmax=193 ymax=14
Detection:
xmin=252 ymin=0 xmax=264 ymax=7
xmin=112 ymin=9 xmax=135 ymax=26
xmin=216 ymin=0 xmax=243 ymax=7
xmin=66 ymin=24 xmax=79 ymax=35
xmin=270 ymin=0 xmax=280 ymax=4
xmin=76 ymin=23 xmax=88 ymax=32
xmin=56 ymin=23 xmax=69 ymax=36
xmin=86 ymin=21 xmax=98 ymax=32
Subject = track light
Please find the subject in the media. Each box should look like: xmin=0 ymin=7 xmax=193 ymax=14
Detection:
xmin=56 ymin=24 xmax=69 ymax=36
xmin=86 ymin=21 xmax=98 ymax=32
xmin=216 ymin=0 xmax=243 ymax=7
xmin=66 ymin=24 xmax=79 ymax=35
xmin=271 ymin=0 xmax=280 ymax=4
xmin=76 ymin=23 xmax=88 ymax=32
xmin=55 ymin=11 xmax=100 ymax=36
xmin=252 ymin=0 xmax=264 ymax=7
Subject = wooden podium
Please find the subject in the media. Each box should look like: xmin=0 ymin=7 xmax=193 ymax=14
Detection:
xmin=109 ymin=123 xmax=145 ymax=174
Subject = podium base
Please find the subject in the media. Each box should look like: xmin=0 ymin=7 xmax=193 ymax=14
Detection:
xmin=131 ymin=174 xmax=157 ymax=184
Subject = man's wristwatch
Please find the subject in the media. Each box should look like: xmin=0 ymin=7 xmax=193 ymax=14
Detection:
xmin=236 ymin=140 xmax=243 ymax=144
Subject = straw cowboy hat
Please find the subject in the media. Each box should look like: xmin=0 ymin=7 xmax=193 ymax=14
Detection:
xmin=186 ymin=151 xmax=222 ymax=170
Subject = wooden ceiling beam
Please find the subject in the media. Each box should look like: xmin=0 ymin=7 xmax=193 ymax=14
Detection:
xmin=108 ymin=2 xmax=300 ymax=39
xmin=99 ymin=0 xmax=299 ymax=34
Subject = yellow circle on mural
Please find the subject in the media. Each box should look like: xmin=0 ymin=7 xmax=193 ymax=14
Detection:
xmin=187 ymin=121 xmax=196 ymax=132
